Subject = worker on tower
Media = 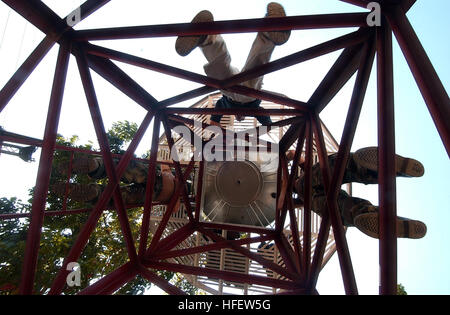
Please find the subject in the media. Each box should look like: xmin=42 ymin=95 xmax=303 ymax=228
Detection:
xmin=51 ymin=146 xmax=427 ymax=240
xmin=174 ymin=2 xmax=291 ymax=126
xmin=294 ymin=147 xmax=427 ymax=239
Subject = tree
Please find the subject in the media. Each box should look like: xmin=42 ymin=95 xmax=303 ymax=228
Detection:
xmin=397 ymin=283 xmax=407 ymax=295
xmin=0 ymin=121 xmax=198 ymax=295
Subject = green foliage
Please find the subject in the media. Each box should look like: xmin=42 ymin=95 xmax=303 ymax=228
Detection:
xmin=397 ymin=283 xmax=407 ymax=295
xmin=106 ymin=120 xmax=138 ymax=154
xmin=0 ymin=197 xmax=29 ymax=294
xmin=0 ymin=121 xmax=198 ymax=295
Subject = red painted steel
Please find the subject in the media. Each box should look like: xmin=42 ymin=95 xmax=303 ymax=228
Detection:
xmin=0 ymin=0 xmax=111 ymax=112
xmin=194 ymin=160 xmax=204 ymax=222
xmin=273 ymin=234 xmax=302 ymax=277
xmin=329 ymin=39 xmax=376 ymax=197
xmin=146 ymin=260 xmax=297 ymax=291
xmin=377 ymin=18 xmax=397 ymax=295
xmin=86 ymin=54 xmax=157 ymax=111
xmin=385 ymin=6 xmax=450 ymax=157
xmin=147 ymin=159 xmax=196 ymax=253
xmin=302 ymin=120 xmax=313 ymax=282
xmin=164 ymin=107 xmax=304 ymax=116
xmin=161 ymin=118 xmax=195 ymax=220
xmin=0 ymin=36 xmax=55 ymax=113
xmin=19 ymin=44 xmax=70 ymax=295
xmin=221 ymin=29 xmax=370 ymax=89
xmin=138 ymin=265 xmax=186 ymax=295
xmin=149 ymin=223 xmax=196 ymax=254
xmin=49 ymin=111 xmax=154 ymax=295
xmin=74 ymin=13 xmax=369 ymax=41
xmin=152 ymin=234 xmax=273 ymax=260
xmin=199 ymin=221 xmax=275 ymax=236
xmin=312 ymin=111 xmax=358 ymax=295
xmin=75 ymin=48 xmax=138 ymax=264
xmin=199 ymin=227 xmax=301 ymax=281
xmin=78 ymin=262 xmax=138 ymax=295
xmin=138 ymin=115 xmax=161 ymax=257
xmin=87 ymin=44 xmax=310 ymax=110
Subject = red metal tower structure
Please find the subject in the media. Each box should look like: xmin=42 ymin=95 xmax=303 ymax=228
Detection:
xmin=0 ymin=0 xmax=448 ymax=295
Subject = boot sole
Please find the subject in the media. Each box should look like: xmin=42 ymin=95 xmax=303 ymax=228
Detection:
xmin=264 ymin=2 xmax=290 ymax=45
xmin=175 ymin=10 xmax=213 ymax=56
xmin=354 ymin=213 xmax=427 ymax=239
xmin=353 ymin=147 xmax=424 ymax=178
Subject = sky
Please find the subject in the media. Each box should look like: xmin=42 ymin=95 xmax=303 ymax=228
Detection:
xmin=0 ymin=0 xmax=449 ymax=295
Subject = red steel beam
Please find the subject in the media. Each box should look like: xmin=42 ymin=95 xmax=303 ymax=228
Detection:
xmin=302 ymin=120 xmax=313 ymax=282
xmin=73 ymin=13 xmax=369 ymax=41
xmin=277 ymin=123 xmax=307 ymax=232
xmin=310 ymin=41 xmax=366 ymax=112
xmin=274 ymin=233 xmax=302 ymax=277
xmin=86 ymin=43 xmax=222 ymax=88
xmin=199 ymin=227 xmax=301 ymax=282
xmin=279 ymin=42 xmax=364 ymax=152
xmin=199 ymin=221 xmax=275 ymax=236
xmin=317 ymin=37 xmax=375 ymax=294
xmin=0 ymin=203 xmax=164 ymax=221
xmin=150 ymin=222 xmax=196 ymax=254
xmin=288 ymin=203 xmax=303 ymax=274
xmin=138 ymin=265 xmax=186 ymax=295
xmin=161 ymin=117 xmax=195 ymax=220
xmin=75 ymin=47 xmax=138 ymax=263
xmin=2 ymin=0 xmax=111 ymax=38
xmin=0 ymin=36 xmax=55 ymax=113
xmin=49 ymin=107 xmax=154 ymax=295
xmin=164 ymin=107 xmax=303 ymax=116
xmin=312 ymin=111 xmax=358 ymax=295
xmin=138 ymin=115 xmax=161 ymax=258
xmin=146 ymin=260 xmax=297 ymax=291
xmin=2 ymin=0 xmax=69 ymax=37
xmin=194 ymin=160 xmax=204 ymax=222
xmin=0 ymin=0 xmax=111 ymax=113
xmin=86 ymin=44 xmax=310 ymax=111
xmin=147 ymin=159 xmax=196 ymax=254
xmin=306 ymin=41 xmax=368 ymax=289
xmin=340 ymin=0 xmax=416 ymax=12
xmin=385 ymin=6 xmax=450 ymax=157
xmin=86 ymin=54 xmax=156 ymax=111
xmin=152 ymin=234 xmax=273 ymax=260
xmin=19 ymin=44 xmax=70 ymax=295
xmin=339 ymin=0 xmax=372 ymax=8
xmin=329 ymin=39 xmax=376 ymax=198
xmin=221 ymin=29 xmax=370 ymax=89
xmin=377 ymin=17 xmax=397 ymax=295
xmin=159 ymin=86 xmax=217 ymax=108
xmin=275 ymin=155 xmax=290 ymax=232
xmin=78 ymin=262 xmax=138 ymax=295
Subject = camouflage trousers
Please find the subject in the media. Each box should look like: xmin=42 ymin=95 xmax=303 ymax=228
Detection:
xmin=85 ymin=157 xmax=165 ymax=202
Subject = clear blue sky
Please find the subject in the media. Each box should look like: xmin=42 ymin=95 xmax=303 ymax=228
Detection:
xmin=0 ymin=0 xmax=448 ymax=295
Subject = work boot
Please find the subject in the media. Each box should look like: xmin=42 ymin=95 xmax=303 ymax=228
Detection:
xmin=297 ymin=147 xmax=425 ymax=189
xmin=175 ymin=10 xmax=215 ymax=56
xmin=353 ymin=146 xmax=425 ymax=179
xmin=354 ymin=212 xmax=427 ymax=239
xmin=51 ymin=183 xmax=101 ymax=203
xmin=261 ymin=2 xmax=291 ymax=46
